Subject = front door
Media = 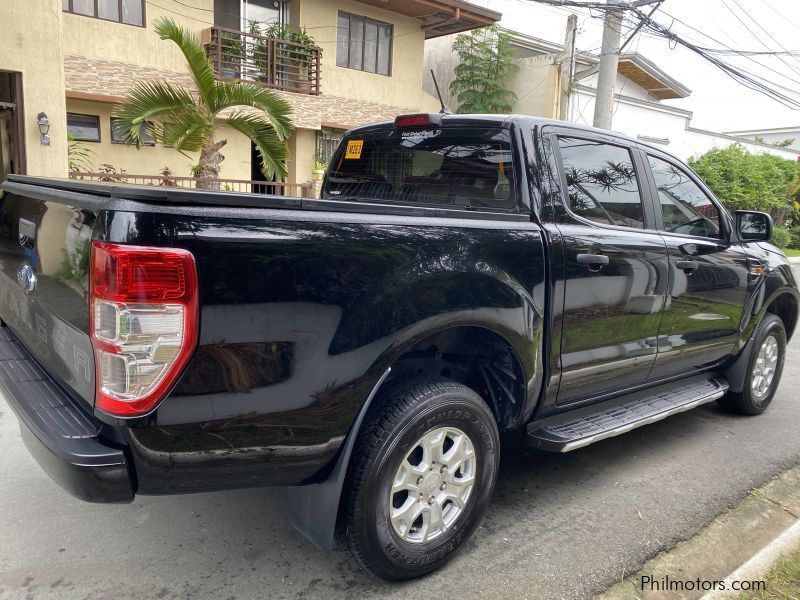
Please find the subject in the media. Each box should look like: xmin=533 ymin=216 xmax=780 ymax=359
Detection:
xmin=642 ymin=152 xmax=749 ymax=379
xmin=0 ymin=71 xmax=24 ymax=181
xmin=549 ymin=132 xmax=670 ymax=405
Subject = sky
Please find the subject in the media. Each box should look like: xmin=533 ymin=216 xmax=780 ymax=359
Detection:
xmin=468 ymin=0 xmax=800 ymax=133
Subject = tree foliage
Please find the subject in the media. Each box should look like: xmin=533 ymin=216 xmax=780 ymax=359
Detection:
xmin=67 ymin=133 xmax=94 ymax=173
xmin=114 ymin=17 xmax=293 ymax=187
xmin=688 ymin=144 xmax=800 ymax=215
xmin=449 ymin=26 xmax=519 ymax=114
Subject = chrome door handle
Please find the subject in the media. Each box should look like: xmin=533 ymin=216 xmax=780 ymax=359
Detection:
xmin=577 ymin=253 xmax=610 ymax=266
xmin=676 ymin=260 xmax=700 ymax=272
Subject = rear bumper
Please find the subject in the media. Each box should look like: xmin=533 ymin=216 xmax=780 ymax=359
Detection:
xmin=0 ymin=327 xmax=134 ymax=503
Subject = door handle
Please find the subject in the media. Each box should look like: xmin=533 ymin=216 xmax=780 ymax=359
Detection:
xmin=577 ymin=253 xmax=610 ymax=266
xmin=676 ymin=260 xmax=700 ymax=272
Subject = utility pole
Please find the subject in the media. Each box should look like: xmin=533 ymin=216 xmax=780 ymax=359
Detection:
xmin=559 ymin=14 xmax=578 ymax=121
xmin=592 ymin=0 xmax=623 ymax=130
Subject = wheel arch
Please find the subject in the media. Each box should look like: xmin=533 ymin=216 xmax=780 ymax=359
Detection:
xmin=765 ymin=291 xmax=798 ymax=341
xmin=725 ymin=291 xmax=795 ymax=394
xmin=286 ymin=318 xmax=544 ymax=553
xmin=382 ymin=325 xmax=534 ymax=432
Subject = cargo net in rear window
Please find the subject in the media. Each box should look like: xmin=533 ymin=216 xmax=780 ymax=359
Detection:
xmin=323 ymin=127 xmax=516 ymax=210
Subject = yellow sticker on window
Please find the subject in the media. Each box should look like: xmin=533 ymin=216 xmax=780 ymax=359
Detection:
xmin=345 ymin=140 xmax=364 ymax=159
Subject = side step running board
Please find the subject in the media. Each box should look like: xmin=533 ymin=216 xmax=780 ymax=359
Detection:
xmin=526 ymin=376 xmax=729 ymax=453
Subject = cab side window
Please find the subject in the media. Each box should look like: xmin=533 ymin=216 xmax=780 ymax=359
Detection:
xmin=557 ymin=137 xmax=645 ymax=229
xmin=648 ymin=155 xmax=721 ymax=238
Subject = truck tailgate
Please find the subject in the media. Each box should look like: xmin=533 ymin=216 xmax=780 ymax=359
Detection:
xmin=0 ymin=189 xmax=98 ymax=409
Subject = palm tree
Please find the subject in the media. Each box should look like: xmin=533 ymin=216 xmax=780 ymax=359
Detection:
xmin=114 ymin=17 xmax=293 ymax=189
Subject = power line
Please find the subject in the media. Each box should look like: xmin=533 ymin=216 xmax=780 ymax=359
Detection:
xmin=699 ymin=49 xmax=800 ymax=57
xmin=726 ymin=0 xmax=800 ymax=77
xmin=619 ymin=0 xmax=662 ymax=53
xmin=652 ymin=7 xmax=800 ymax=91
xmin=631 ymin=6 xmax=800 ymax=109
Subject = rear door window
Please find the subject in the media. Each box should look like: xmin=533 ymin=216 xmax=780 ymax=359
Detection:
xmin=323 ymin=126 xmax=516 ymax=210
xmin=556 ymin=136 xmax=645 ymax=229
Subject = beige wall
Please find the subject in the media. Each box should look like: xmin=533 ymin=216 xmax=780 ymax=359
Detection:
xmin=59 ymin=0 xmax=442 ymax=187
xmin=0 ymin=0 xmax=68 ymax=178
xmin=509 ymin=57 xmax=560 ymax=119
xmin=426 ymin=34 xmax=563 ymax=118
xmin=294 ymin=0 xmax=439 ymax=112
xmin=287 ymin=128 xmax=316 ymax=188
xmin=66 ymin=99 xmax=253 ymax=181
xmin=62 ymin=0 xmax=213 ymax=73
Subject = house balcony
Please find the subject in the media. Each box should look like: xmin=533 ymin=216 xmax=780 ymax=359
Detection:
xmin=202 ymin=26 xmax=322 ymax=96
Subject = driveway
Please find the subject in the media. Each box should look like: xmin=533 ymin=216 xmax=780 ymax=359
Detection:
xmin=1 ymin=307 xmax=799 ymax=599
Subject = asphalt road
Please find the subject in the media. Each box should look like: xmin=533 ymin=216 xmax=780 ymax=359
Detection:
xmin=1 ymin=309 xmax=799 ymax=599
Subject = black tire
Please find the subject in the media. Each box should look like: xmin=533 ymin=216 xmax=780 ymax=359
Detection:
xmin=719 ymin=313 xmax=787 ymax=415
xmin=338 ymin=377 xmax=500 ymax=580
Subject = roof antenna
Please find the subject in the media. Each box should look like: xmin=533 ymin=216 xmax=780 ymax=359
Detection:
xmin=430 ymin=69 xmax=451 ymax=115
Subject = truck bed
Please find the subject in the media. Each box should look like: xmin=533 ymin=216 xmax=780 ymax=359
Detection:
xmin=0 ymin=174 xmax=546 ymax=495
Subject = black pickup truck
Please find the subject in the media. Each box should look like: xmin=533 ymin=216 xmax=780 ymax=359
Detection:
xmin=1 ymin=114 xmax=797 ymax=580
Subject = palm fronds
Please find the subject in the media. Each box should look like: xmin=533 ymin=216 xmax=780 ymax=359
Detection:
xmin=113 ymin=16 xmax=294 ymax=183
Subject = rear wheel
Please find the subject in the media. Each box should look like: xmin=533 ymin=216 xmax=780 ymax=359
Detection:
xmin=719 ymin=313 xmax=786 ymax=415
xmin=338 ymin=377 xmax=499 ymax=580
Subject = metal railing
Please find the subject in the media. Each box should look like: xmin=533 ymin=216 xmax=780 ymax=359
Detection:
xmin=203 ymin=26 xmax=322 ymax=95
xmin=69 ymin=172 xmax=314 ymax=198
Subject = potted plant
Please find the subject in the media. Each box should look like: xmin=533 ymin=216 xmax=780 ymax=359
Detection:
xmin=288 ymin=27 xmax=316 ymax=93
xmin=262 ymin=23 xmax=316 ymax=92
xmin=248 ymin=20 xmax=269 ymax=83
xmin=218 ymin=28 xmax=246 ymax=79
xmin=312 ymin=159 xmax=326 ymax=181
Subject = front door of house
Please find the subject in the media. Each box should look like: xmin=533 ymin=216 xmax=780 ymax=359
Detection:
xmin=0 ymin=71 xmax=24 ymax=181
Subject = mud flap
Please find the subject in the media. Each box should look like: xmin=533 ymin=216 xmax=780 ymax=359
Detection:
xmin=286 ymin=368 xmax=391 ymax=552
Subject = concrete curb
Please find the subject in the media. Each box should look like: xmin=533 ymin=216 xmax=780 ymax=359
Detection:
xmin=596 ymin=464 xmax=800 ymax=600
xmin=788 ymin=256 xmax=800 ymax=265
xmin=701 ymin=519 xmax=800 ymax=599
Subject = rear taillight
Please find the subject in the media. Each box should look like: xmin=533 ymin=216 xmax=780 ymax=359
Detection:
xmin=89 ymin=241 xmax=198 ymax=417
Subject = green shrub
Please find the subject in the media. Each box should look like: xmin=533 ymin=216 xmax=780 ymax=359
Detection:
xmin=688 ymin=144 xmax=800 ymax=214
xmin=788 ymin=226 xmax=800 ymax=249
xmin=772 ymin=226 xmax=791 ymax=248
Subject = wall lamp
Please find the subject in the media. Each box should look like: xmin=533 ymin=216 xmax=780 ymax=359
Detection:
xmin=37 ymin=112 xmax=51 ymax=147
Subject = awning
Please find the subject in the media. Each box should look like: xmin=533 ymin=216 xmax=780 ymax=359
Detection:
xmin=351 ymin=0 xmax=501 ymax=38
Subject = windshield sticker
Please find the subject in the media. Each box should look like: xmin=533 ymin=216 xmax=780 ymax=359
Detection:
xmin=400 ymin=129 xmax=440 ymax=145
xmin=345 ymin=140 xmax=364 ymax=159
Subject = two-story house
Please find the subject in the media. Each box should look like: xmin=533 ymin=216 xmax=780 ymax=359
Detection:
xmin=0 ymin=0 xmax=500 ymax=191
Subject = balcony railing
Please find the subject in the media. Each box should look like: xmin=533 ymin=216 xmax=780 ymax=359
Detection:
xmin=70 ymin=172 xmax=314 ymax=198
xmin=202 ymin=26 xmax=321 ymax=96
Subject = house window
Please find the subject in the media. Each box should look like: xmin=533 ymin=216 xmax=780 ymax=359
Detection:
xmin=316 ymin=127 xmax=345 ymax=167
xmin=110 ymin=117 xmax=155 ymax=145
xmin=336 ymin=12 xmax=392 ymax=76
xmin=62 ymin=0 xmax=145 ymax=26
xmin=67 ymin=113 xmax=101 ymax=142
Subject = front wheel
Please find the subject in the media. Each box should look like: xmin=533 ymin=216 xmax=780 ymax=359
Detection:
xmin=338 ymin=377 xmax=499 ymax=580
xmin=719 ymin=313 xmax=787 ymax=415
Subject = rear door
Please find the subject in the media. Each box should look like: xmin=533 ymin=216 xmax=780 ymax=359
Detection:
xmin=545 ymin=129 xmax=670 ymax=406
xmin=639 ymin=150 xmax=749 ymax=379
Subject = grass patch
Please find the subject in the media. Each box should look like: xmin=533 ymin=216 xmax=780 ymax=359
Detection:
xmin=782 ymin=248 xmax=800 ymax=258
xmin=738 ymin=543 xmax=800 ymax=599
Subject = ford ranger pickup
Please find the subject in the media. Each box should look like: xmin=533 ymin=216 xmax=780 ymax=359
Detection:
xmin=0 ymin=113 xmax=797 ymax=580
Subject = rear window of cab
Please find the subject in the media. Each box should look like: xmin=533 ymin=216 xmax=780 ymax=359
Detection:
xmin=322 ymin=126 xmax=516 ymax=210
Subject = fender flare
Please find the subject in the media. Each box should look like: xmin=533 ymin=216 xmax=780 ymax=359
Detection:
xmin=725 ymin=288 xmax=796 ymax=393
xmin=286 ymin=367 xmax=392 ymax=552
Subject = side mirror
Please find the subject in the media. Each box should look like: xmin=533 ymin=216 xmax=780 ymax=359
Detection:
xmin=735 ymin=210 xmax=773 ymax=242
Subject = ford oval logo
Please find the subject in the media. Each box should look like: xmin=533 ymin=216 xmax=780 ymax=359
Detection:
xmin=17 ymin=263 xmax=37 ymax=295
